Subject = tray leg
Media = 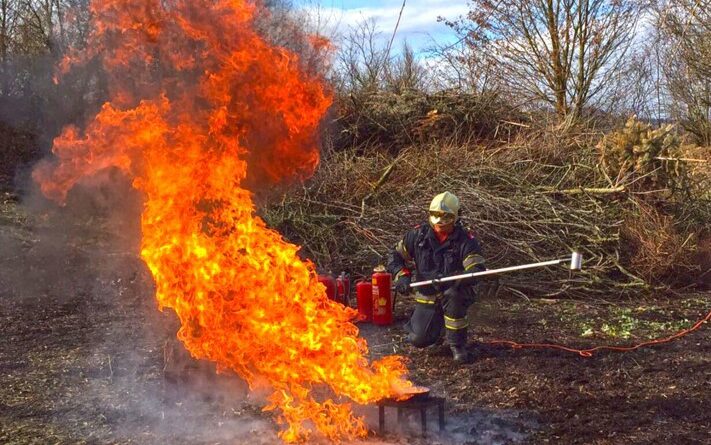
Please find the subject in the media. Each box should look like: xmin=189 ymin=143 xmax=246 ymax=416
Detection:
xmin=378 ymin=405 xmax=385 ymax=435
xmin=420 ymin=407 xmax=427 ymax=436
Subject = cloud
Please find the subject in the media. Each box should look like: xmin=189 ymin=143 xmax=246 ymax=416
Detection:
xmin=298 ymin=0 xmax=469 ymax=52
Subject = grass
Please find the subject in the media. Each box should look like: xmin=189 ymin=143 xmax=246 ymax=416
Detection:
xmin=495 ymin=295 xmax=708 ymax=343
xmin=586 ymin=307 xmax=693 ymax=340
xmin=539 ymin=298 xmax=707 ymax=340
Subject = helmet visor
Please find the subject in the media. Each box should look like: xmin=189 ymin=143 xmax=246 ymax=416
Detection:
xmin=429 ymin=211 xmax=456 ymax=225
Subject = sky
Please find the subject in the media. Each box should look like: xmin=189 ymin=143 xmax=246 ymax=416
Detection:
xmin=294 ymin=0 xmax=469 ymax=55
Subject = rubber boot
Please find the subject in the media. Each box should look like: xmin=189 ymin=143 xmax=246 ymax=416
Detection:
xmin=450 ymin=344 xmax=473 ymax=364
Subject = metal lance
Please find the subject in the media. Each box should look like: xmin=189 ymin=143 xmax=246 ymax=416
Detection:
xmin=408 ymin=252 xmax=583 ymax=289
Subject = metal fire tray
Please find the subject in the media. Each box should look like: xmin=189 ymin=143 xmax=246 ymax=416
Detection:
xmin=376 ymin=386 xmax=445 ymax=436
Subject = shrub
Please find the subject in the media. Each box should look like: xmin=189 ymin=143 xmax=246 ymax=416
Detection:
xmin=620 ymin=202 xmax=700 ymax=286
xmin=597 ymin=116 xmax=694 ymax=197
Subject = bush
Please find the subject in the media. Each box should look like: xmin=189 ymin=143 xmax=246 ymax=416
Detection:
xmin=597 ymin=116 xmax=695 ymax=197
xmin=620 ymin=202 xmax=701 ymax=286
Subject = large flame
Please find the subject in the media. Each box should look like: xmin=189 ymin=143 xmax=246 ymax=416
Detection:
xmin=33 ymin=0 xmax=410 ymax=441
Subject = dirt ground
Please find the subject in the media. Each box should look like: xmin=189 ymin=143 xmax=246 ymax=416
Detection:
xmin=1 ymin=196 xmax=709 ymax=445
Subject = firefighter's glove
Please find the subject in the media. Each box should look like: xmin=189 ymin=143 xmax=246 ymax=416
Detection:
xmin=430 ymin=273 xmax=447 ymax=292
xmin=394 ymin=275 xmax=412 ymax=295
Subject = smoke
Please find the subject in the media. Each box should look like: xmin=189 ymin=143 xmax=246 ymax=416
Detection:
xmin=82 ymin=259 xmax=278 ymax=444
xmin=0 ymin=178 xmax=290 ymax=442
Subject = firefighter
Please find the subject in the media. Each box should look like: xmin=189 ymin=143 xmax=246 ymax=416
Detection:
xmin=387 ymin=191 xmax=486 ymax=364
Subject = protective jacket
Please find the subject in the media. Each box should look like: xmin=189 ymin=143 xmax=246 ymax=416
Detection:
xmin=387 ymin=222 xmax=485 ymax=295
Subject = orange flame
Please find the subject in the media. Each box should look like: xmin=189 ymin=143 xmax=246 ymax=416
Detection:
xmin=33 ymin=0 xmax=410 ymax=442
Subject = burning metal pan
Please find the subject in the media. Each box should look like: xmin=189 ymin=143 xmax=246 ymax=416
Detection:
xmin=399 ymin=385 xmax=431 ymax=401
xmin=380 ymin=385 xmax=431 ymax=404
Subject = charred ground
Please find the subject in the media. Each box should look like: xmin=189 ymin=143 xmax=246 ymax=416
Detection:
xmin=1 ymin=196 xmax=708 ymax=445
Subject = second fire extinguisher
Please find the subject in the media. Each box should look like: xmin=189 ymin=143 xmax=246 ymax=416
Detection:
xmin=317 ymin=274 xmax=337 ymax=301
xmin=355 ymin=280 xmax=372 ymax=322
xmin=371 ymin=265 xmax=392 ymax=325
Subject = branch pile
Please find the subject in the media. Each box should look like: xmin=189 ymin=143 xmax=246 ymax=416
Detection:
xmin=332 ymin=90 xmax=518 ymax=151
xmin=262 ymin=122 xmax=710 ymax=298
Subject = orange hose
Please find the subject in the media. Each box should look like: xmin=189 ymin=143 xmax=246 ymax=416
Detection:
xmin=483 ymin=309 xmax=711 ymax=357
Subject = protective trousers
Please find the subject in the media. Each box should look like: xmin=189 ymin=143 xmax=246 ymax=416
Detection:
xmin=405 ymin=287 xmax=475 ymax=348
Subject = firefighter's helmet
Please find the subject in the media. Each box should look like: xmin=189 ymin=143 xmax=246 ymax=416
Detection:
xmin=428 ymin=191 xmax=459 ymax=226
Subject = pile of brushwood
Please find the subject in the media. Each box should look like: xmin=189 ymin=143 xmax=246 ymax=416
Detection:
xmin=261 ymin=117 xmax=710 ymax=298
xmin=330 ymin=90 xmax=518 ymax=151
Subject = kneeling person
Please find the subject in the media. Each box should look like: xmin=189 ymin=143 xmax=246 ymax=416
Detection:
xmin=387 ymin=191 xmax=485 ymax=363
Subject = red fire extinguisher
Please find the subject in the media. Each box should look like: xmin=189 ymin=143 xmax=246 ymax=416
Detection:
xmin=371 ymin=266 xmax=393 ymax=326
xmin=317 ymin=274 xmax=337 ymax=302
xmin=355 ymin=280 xmax=372 ymax=322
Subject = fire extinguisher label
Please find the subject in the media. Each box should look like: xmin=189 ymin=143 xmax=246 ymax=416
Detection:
xmin=372 ymin=284 xmax=382 ymax=315
xmin=371 ymin=270 xmax=392 ymax=325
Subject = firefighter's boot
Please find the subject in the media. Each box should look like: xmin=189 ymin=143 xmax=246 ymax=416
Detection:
xmin=450 ymin=344 xmax=473 ymax=364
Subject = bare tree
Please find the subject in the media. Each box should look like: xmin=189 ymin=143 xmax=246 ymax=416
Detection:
xmin=253 ymin=0 xmax=334 ymax=76
xmin=332 ymin=19 xmax=388 ymax=94
xmin=0 ymin=1 xmax=20 ymax=63
xmin=384 ymin=42 xmax=427 ymax=93
xmin=444 ymin=0 xmax=641 ymax=121
xmin=0 ymin=0 xmax=88 ymax=58
xmin=332 ymin=18 xmax=430 ymax=97
xmin=654 ymin=0 xmax=711 ymax=144
xmin=20 ymin=0 xmax=56 ymax=52
xmin=618 ymin=36 xmax=669 ymax=122
xmin=425 ymin=37 xmax=501 ymax=94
